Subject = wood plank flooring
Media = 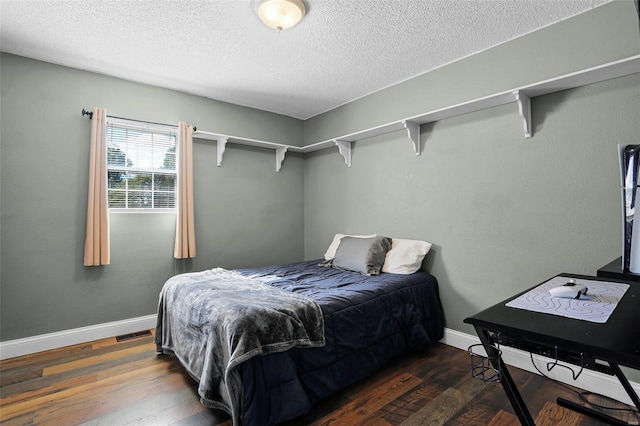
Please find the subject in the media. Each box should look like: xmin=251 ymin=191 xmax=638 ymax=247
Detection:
xmin=1 ymin=330 xmax=638 ymax=425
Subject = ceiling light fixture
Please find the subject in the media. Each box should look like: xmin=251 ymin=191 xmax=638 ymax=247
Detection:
xmin=257 ymin=0 xmax=306 ymax=32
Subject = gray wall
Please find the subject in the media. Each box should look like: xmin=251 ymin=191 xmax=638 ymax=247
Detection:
xmin=305 ymin=75 xmax=639 ymax=333
xmin=0 ymin=54 xmax=305 ymax=341
xmin=303 ymin=0 xmax=640 ymax=346
xmin=1 ymin=0 xmax=639 ymax=353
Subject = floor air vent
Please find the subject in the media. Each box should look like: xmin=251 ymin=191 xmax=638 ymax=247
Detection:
xmin=116 ymin=330 xmax=152 ymax=342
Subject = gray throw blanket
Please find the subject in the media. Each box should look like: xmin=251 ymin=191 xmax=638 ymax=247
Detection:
xmin=155 ymin=268 xmax=325 ymax=425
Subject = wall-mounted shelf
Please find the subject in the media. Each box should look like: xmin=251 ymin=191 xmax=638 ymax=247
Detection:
xmin=193 ymin=130 xmax=304 ymax=172
xmin=194 ymin=54 xmax=640 ymax=171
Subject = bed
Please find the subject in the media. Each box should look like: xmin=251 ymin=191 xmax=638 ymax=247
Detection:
xmin=155 ymin=236 xmax=445 ymax=425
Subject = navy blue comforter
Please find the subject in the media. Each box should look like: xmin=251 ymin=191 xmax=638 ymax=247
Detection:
xmin=235 ymin=260 xmax=445 ymax=425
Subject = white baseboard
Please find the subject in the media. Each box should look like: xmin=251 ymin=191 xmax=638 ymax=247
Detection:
xmin=441 ymin=327 xmax=640 ymax=407
xmin=1 ymin=319 xmax=638 ymax=408
xmin=0 ymin=314 xmax=157 ymax=360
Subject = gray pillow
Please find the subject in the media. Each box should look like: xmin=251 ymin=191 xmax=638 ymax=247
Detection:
xmin=331 ymin=236 xmax=392 ymax=276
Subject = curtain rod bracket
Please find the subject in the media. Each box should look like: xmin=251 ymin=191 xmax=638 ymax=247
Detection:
xmin=82 ymin=108 xmax=93 ymax=119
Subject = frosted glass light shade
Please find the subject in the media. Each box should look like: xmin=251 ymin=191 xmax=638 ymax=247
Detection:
xmin=258 ymin=0 xmax=306 ymax=31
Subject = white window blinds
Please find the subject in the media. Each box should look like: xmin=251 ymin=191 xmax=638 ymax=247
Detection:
xmin=106 ymin=118 xmax=177 ymax=210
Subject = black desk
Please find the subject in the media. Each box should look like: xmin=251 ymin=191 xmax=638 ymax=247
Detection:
xmin=598 ymin=257 xmax=640 ymax=283
xmin=464 ymin=273 xmax=640 ymax=425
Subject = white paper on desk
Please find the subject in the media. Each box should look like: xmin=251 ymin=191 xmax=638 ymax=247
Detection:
xmin=505 ymin=276 xmax=630 ymax=323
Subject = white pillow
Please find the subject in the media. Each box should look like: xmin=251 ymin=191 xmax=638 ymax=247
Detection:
xmin=323 ymin=233 xmax=377 ymax=260
xmin=382 ymin=238 xmax=432 ymax=274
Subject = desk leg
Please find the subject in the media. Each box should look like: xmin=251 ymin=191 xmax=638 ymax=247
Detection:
xmin=474 ymin=326 xmax=535 ymax=426
xmin=612 ymin=363 xmax=640 ymax=412
xmin=556 ymin=363 xmax=640 ymax=426
xmin=556 ymin=398 xmax=631 ymax=426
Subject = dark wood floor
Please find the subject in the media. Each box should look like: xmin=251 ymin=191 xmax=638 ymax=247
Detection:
xmin=1 ymin=330 xmax=638 ymax=425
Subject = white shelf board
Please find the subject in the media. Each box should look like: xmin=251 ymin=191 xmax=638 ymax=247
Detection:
xmin=193 ymin=130 xmax=303 ymax=152
xmin=404 ymin=91 xmax=517 ymax=126
xmin=194 ymin=55 xmax=640 ymax=170
xmin=519 ymin=54 xmax=640 ymax=98
xmin=300 ymin=121 xmax=407 ymax=153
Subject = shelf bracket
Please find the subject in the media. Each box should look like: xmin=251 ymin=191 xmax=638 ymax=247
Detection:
xmin=334 ymin=139 xmax=352 ymax=167
xmin=514 ymin=90 xmax=532 ymax=139
xmin=216 ymin=137 xmax=228 ymax=167
xmin=402 ymin=120 xmax=421 ymax=155
xmin=275 ymin=147 xmax=287 ymax=172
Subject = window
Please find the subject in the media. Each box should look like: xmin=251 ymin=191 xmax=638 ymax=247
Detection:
xmin=106 ymin=118 xmax=177 ymax=210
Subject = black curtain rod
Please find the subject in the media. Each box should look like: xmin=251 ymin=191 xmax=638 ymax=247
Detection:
xmin=81 ymin=108 xmax=196 ymax=132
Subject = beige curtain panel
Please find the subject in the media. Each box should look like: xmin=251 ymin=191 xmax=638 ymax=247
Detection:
xmin=84 ymin=107 xmax=110 ymax=266
xmin=174 ymin=121 xmax=196 ymax=259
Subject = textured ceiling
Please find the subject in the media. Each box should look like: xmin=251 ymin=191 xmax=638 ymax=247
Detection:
xmin=0 ymin=0 xmax=613 ymax=119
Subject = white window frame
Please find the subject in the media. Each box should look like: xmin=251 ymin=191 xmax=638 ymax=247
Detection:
xmin=106 ymin=117 xmax=178 ymax=213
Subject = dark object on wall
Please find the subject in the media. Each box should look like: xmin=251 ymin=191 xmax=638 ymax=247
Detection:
xmin=619 ymin=144 xmax=640 ymax=273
